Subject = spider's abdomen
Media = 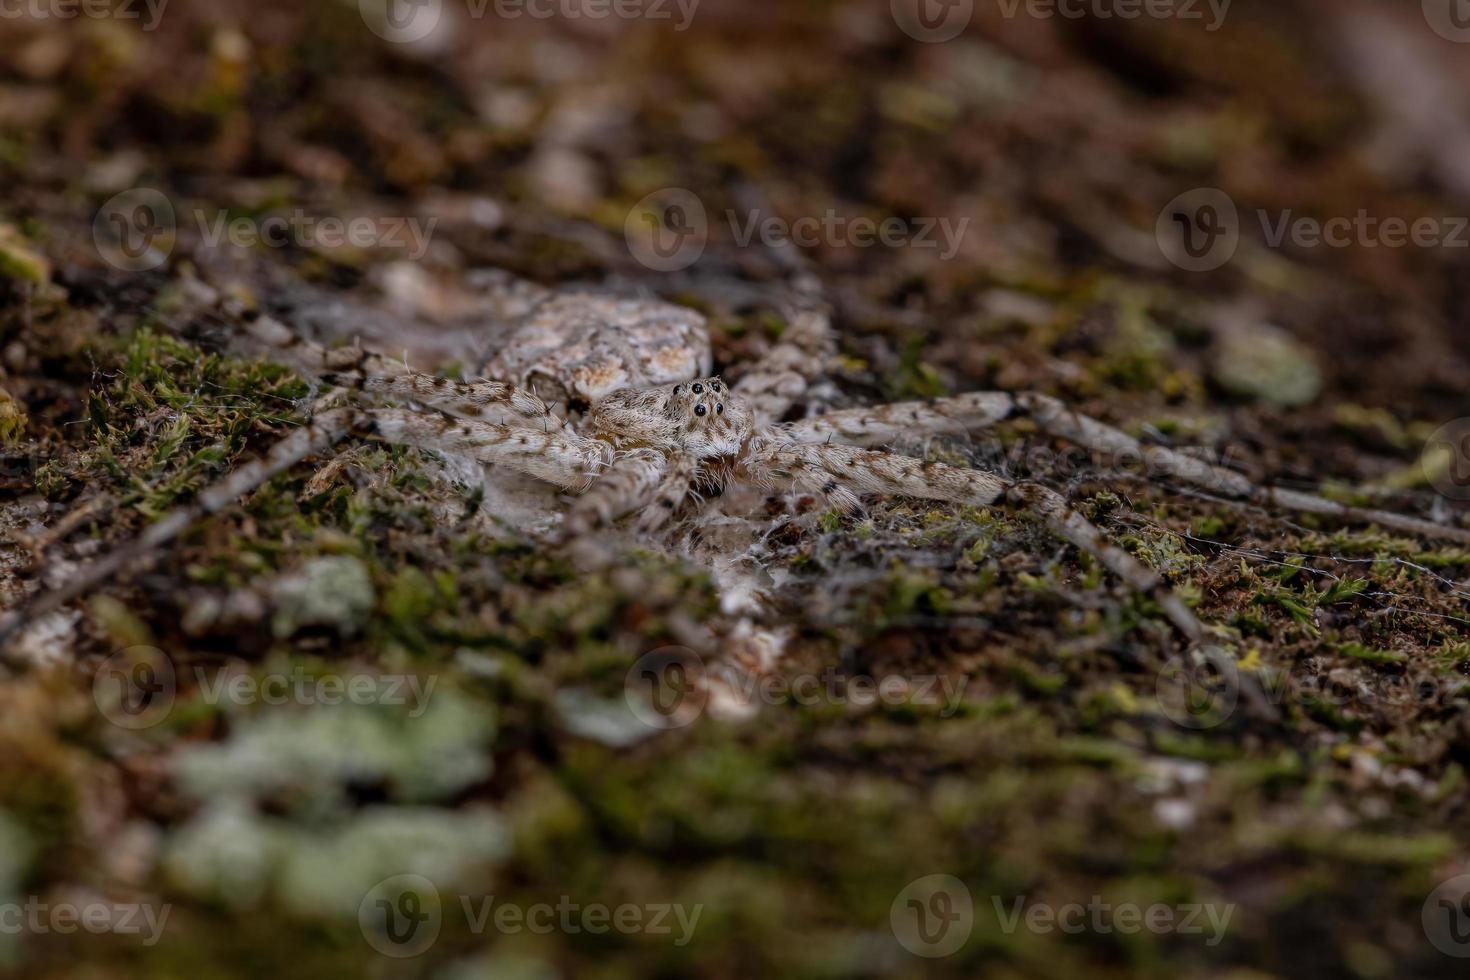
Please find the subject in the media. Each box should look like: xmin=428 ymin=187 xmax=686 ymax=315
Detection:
xmin=480 ymin=292 xmax=710 ymax=408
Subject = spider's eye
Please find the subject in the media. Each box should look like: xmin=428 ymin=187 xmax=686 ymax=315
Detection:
xmin=716 ymin=403 xmax=724 ymax=414
xmin=692 ymin=383 xmax=703 ymax=393
xmin=673 ymin=385 xmax=681 ymax=393
xmin=694 ymin=404 xmax=707 ymax=417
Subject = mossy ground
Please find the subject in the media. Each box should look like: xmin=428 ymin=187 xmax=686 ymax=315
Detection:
xmin=0 ymin=3 xmax=1469 ymax=978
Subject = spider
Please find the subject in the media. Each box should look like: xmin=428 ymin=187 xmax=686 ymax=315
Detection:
xmin=3 ymin=273 xmax=1466 ymax=651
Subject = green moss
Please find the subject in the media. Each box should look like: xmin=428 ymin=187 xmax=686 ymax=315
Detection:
xmin=0 ymin=223 xmax=49 ymax=284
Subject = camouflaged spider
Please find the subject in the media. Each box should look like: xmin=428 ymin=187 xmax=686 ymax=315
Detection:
xmin=5 ymin=278 xmax=1467 ymax=648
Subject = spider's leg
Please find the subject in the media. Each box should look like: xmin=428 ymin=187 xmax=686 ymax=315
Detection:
xmin=777 ymin=393 xmax=1017 ymax=447
xmin=636 ymin=452 xmax=703 ymax=534
xmin=359 ymin=409 xmax=605 ymax=491
xmin=561 ymin=449 xmax=667 ymax=539
xmin=741 ymin=441 xmax=1206 ymax=642
xmin=352 ymin=374 xmax=569 ymax=431
xmin=1017 ymin=393 xmax=1470 ymax=546
xmin=742 ymin=442 xmax=1008 ymax=512
xmin=732 ymin=310 xmax=835 ymax=427
xmin=784 ymin=390 xmax=1470 ymax=545
xmin=0 ymin=409 xmax=355 ymax=649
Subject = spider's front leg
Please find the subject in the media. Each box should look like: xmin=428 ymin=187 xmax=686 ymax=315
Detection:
xmin=560 ymin=449 xmax=667 ymax=540
xmin=635 ymin=452 xmax=704 ymax=534
xmin=353 ymin=374 xmax=571 ymax=431
xmin=740 ymin=440 xmax=1207 ymax=643
xmin=359 ymin=409 xmax=605 ymax=491
xmin=781 ymin=391 xmax=1470 ymax=545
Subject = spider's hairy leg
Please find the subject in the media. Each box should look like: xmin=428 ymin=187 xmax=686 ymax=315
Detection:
xmin=1017 ymin=393 xmax=1470 ymax=545
xmin=732 ymin=310 xmax=835 ymax=426
xmin=785 ymin=389 xmax=1470 ymax=544
xmin=561 ymin=449 xmax=667 ymax=539
xmin=359 ymin=410 xmax=606 ymax=491
xmin=0 ymin=409 xmax=355 ymax=649
xmin=741 ymin=441 xmax=1206 ymax=642
xmin=743 ymin=442 xmax=1008 ymax=511
xmin=636 ymin=452 xmax=703 ymax=534
xmin=352 ymin=374 xmax=570 ymax=430
xmin=778 ymin=392 xmax=1017 ymax=447
xmin=1005 ymin=482 xmax=1205 ymax=644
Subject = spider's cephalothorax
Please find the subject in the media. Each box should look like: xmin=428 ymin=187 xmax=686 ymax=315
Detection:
xmin=590 ymin=377 xmax=754 ymax=457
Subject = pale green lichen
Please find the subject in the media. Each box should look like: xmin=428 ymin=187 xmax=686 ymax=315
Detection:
xmin=1211 ymin=323 xmax=1322 ymax=408
xmin=270 ymin=555 xmax=376 ymax=637
xmin=172 ymin=691 xmax=493 ymax=812
xmin=164 ymin=800 xmax=508 ymax=917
